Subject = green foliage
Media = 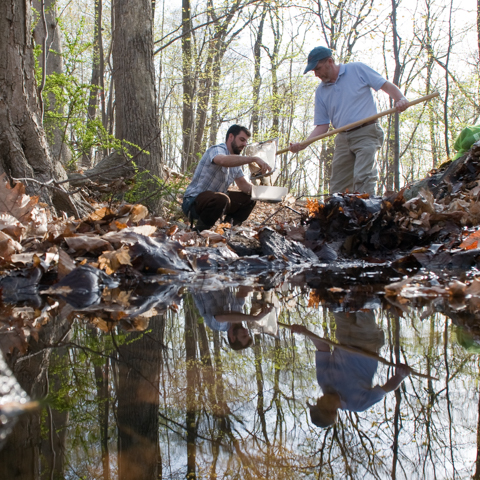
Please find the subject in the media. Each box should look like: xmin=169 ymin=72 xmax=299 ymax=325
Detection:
xmin=34 ymin=16 xmax=119 ymax=169
xmin=124 ymin=166 xmax=189 ymax=208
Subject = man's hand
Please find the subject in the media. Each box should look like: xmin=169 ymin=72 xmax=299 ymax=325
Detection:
xmin=251 ymin=156 xmax=272 ymax=175
xmin=395 ymin=364 xmax=412 ymax=378
xmin=289 ymin=324 xmax=309 ymax=334
xmin=395 ymin=97 xmax=409 ymax=113
xmin=289 ymin=142 xmax=304 ymax=154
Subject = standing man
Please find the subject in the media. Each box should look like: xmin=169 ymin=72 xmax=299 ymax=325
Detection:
xmin=182 ymin=124 xmax=271 ymax=231
xmin=290 ymin=47 xmax=410 ymax=195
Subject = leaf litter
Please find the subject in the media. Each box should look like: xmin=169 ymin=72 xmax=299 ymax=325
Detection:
xmin=3 ymin=142 xmax=480 ymax=355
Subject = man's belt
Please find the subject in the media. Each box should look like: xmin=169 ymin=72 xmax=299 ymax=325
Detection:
xmin=345 ymin=119 xmax=378 ymax=133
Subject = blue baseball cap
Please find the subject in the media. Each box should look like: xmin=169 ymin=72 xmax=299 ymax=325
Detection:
xmin=304 ymin=46 xmax=333 ymax=74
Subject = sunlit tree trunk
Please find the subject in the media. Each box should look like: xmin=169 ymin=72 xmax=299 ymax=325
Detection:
xmin=252 ymin=7 xmax=266 ymax=138
xmin=390 ymin=0 xmax=401 ymax=191
xmin=0 ymin=0 xmax=85 ymax=216
xmin=82 ymin=0 xmax=106 ymax=168
xmin=112 ymin=0 xmax=163 ymax=206
xmin=181 ymin=0 xmax=195 ymax=172
xmin=33 ymin=0 xmax=73 ymax=168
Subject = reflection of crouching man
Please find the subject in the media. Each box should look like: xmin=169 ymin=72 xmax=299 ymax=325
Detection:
xmin=193 ymin=287 xmax=274 ymax=351
xmin=290 ymin=311 xmax=411 ymax=428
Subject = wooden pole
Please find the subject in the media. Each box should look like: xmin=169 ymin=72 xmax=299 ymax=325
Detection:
xmin=278 ymin=321 xmax=438 ymax=381
xmin=276 ymin=91 xmax=440 ymax=155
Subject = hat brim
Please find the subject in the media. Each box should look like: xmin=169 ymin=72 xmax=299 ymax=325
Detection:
xmin=303 ymin=61 xmax=318 ymax=75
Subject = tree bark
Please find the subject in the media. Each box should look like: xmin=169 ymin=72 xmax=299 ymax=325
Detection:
xmin=0 ymin=0 xmax=86 ymax=217
xmin=112 ymin=0 xmax=163 ymax=209
xmin=181 ymin=0 xmax=195 ymax=172
xmin=82 ymin=0 xmax=106 ymax=169
xmin=33 ymin=0 xmax=73 ymax=168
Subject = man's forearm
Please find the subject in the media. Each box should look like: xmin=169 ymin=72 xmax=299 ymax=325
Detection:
xmin=381 ymin=81 xmax=404 ymax=101
xmin=307 ymin=124 xmax=329 ymax=141
xmin=214 ymin=155 xmax=256 ymax=167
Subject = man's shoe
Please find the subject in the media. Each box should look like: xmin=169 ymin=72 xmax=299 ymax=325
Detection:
xmin=195 ymin=219 xmax=210 ymax=232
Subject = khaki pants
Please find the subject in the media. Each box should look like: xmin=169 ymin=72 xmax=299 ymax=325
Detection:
xmin=330 ymin=123 xmax=384 ymax=195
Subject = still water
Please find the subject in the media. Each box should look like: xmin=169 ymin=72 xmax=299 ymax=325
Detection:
xmin=0 ymin=278 xmax=479 ymax=479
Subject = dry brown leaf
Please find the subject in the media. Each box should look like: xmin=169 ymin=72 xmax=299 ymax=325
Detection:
xmin=460 ymin=230 xmax=480 ymax=250
xmin=177 ymin=231 xmax=197 ymax=244
xmin=129 ymin=204 xmax=149 ymax=223
xmin=87 ymin=207 xmax=115 ymax=222
xmin=91 ymin=317 xmax=114 ymax=332
xmin=150 ymin=217 xmax=167 ymax=228
xmin=166 ymin=225 xmax=178 ymax=236
xmin=200 ymin=230 xmax=225 ymax=243
xmin=0 ymin=174 xmax=39 ymax=224
xmin=306 ymin=198 xmax=321 ymax=216
xmin=0 ymin=230 xmax=22 ymax=259
xmin=98 ymin=246 xmax=131 ymax=274
xmin=114 ymin=221 xmax=128 ymax=230
xmin=27 ymin=206 xmax=50 ymax=237
xmin=10 ymin=253 xmax=36 ymax=264
xmin=65 ymin=235 xmax=113 ymax=253
xmin=0 ymin=213 xmax=27 ymax=241
xmin=57 ymin=249 xmax=76 ymax=279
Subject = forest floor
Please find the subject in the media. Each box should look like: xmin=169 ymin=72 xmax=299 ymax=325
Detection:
xmin=2 ymin=141 xmax=480 ymax=356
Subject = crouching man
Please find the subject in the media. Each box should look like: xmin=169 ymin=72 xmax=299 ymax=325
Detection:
xmin=182 ymin=125 xmax=271 ymax=231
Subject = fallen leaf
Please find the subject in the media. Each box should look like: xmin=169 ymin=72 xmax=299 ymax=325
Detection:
xmin=0 ymin=174 xmax=39 ymax=224
xmin=0 ymin=213 xmax=27 ymax=241
xmin=87 ymin=207 xmax=116 ymax=222
xmin=460 ymin=230 xmax=480 ymax=250
xmin=129 ymin=204 xmax=149 ymax=223
xmin=57 ymin=249 xmax=76 ymax=279
xmin=98 ymin=247 xmax=131 ymax=274
xmin=65 ymin=235 xmax=113 ymax=253
xmin=0 ymin=230 xmax=22 ymax=259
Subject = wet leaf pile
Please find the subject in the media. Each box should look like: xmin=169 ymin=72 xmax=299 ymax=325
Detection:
xmin=2 ymin=142 xmax=480 ymax=355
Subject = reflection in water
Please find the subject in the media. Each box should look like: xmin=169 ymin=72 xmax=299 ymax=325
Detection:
xmin=0 ymin=283 xmax=478 ymax=478
xmin=289 ymin=311 xmax=411 ymax=428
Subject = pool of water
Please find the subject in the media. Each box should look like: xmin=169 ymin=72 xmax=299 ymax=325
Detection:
xmin=0 ymin=279 xmax=479 ymax=479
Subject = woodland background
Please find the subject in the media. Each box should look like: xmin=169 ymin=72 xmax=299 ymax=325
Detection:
xmin=1 ymin=0 xmax=479 ymax=216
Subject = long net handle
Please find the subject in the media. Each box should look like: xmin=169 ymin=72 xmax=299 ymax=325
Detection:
xmin=276 ymin=91 xmax=440 ymax=155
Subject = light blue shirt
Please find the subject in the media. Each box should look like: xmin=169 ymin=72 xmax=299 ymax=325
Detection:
xmin=184 ymin=143 xmax=245 ymax=199
xmin=314 ymin=62 xmax=387 ymax=129
xmin=316 ymin=349 xmax=386 ymax=412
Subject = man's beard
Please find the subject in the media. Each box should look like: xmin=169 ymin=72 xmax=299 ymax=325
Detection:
xmin=231 ymin=138 xmax=243 ymax=155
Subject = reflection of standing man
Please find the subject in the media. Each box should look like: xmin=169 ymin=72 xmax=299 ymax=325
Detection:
xmin=289 ymin=47 xmax=410 ymax=195
xmin=290 ymin=311 xmax=411 ymax=428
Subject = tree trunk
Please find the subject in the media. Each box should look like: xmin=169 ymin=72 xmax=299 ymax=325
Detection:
xmin=82 ymin=0 xmax=106 ymax=169
xmin=252 ymin=7 xmax=266 ymax=138
xmin=391 ymin=0 xmax=401 ymax=191
xmin=112 ymin=0 xmax=163 ymax=209
xmin=116 ymin=318 xmax=163 ymax=480
xmin=0 ymin=0 xmax=86 ymax=217
xmin=33 ymin=0 xmax=73 ymax=168
xmin=181 ymin=0 xmax=195 ymax=172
